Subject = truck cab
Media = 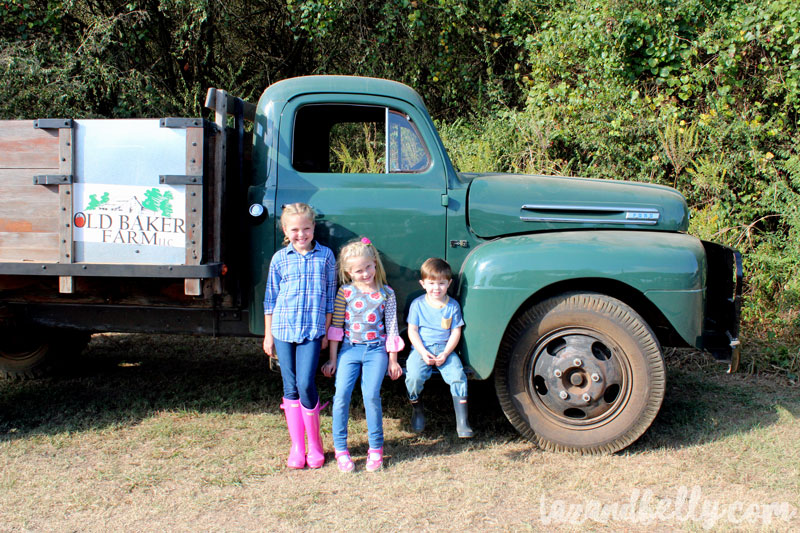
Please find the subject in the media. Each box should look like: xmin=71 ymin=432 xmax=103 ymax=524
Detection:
xmin=247 ymin=76 xmax=741 ymax=454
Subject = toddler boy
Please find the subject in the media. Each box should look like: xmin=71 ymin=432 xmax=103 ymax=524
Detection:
xmin=405 ymin=257 xmax=473 ymax=438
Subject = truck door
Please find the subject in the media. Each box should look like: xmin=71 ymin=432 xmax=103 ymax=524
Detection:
xmin=275 ymin=95 xmax=447 ymax=322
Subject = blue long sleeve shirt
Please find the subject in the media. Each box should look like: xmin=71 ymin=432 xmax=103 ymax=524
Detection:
xmin=263 ymin=242 xmax=336 ymax=343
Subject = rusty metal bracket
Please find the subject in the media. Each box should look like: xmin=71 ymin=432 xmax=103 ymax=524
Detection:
xmin=34 ymin=119 xmax=73 ymax=129
xmin=159 ymin=175 xmax=203 ymax=185
xmin=33 ymin=174 xmax=73 ymax=185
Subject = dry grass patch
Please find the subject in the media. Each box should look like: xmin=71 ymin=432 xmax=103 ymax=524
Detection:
xmin=1 ymin=334 xmax=798 ymax=531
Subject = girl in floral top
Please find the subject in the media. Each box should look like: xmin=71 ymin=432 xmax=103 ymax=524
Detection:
xmin=322 ymin=237 xmax=404 ymax=472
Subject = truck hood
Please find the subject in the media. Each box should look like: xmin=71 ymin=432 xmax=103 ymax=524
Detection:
xmin=465 ymin=172 xmax=689 ymax=238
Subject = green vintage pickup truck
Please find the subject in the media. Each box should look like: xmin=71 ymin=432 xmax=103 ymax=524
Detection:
xmin=0 ymin=75 xmax=741 ymax=454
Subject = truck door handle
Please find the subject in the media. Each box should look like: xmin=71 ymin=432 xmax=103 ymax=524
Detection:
xmin=249 ymin=204 xmax=266 ymax=218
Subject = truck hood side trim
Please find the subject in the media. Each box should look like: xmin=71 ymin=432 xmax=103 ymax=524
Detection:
xmin=520 ymin=204 xmax=661 ymax=225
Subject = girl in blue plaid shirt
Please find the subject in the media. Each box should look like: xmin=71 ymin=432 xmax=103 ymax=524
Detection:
xmin=263 ymin=203 xmax=336 ymax=470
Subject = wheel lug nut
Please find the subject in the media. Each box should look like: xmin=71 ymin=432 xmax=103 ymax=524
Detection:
xmin=554 ymin=369 xmax=562 ymax=377
xmin=559 ymin=391 xmax=569 ymax=400
xmin=582 ymin=393 xmax=591 ymax=403
xmin=591 ymin=373 xmax=600 ymax=382
xmin=573 ymin=359 xmax=582 ymax=367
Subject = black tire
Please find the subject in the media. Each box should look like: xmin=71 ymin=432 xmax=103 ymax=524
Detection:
xmin=0 ymin=327 xmax=91 ymax=380
xmin=495 ymin=292 xmax=665 ymax=454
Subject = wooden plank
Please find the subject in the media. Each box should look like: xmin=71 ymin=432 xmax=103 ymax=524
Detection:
xmin=225 ymin=94 xmax=256 ymax=122
xmin=184 ymin=125 xmax=204 ymax=296
xmin=204 ymin=88 xmax=256 ymax=122
xmin=185 ymin=185 xmax=203 ymax=257
xmin=186 ymin=127 xmax=203 ymax=177
xmin=209 ymin=90 xmax=226 ymax=296
xmin=0 ymin=185 xmax=61 ymax=203
xmin=0 ymin=168 xmax=65 ymax=186
xmin=58 ymin=126 xmax=74 ymax=293
xmin=184 ymin=181 xmax=203 ymax=293
xmin=0 ymin=248 xmax=59 ymax=262
xmin=0 ymin=121 xmax=60 ymax=169
xmin=0 ymin=232 xmax=59 ymax=248
xmin=185 ymin=129 xmax=204 ymax=266
xmin=0 ymin=202 xmax=60 ymax=219
xmin=59 ymin=276 xmax=73 ymax=293
xmin=212 ymin=90 xmax=226 ymax=266
xmin=0 ymin=217 xmax=58 ymax=233
xmin=184 ymin=278 xmax=201 ymax=296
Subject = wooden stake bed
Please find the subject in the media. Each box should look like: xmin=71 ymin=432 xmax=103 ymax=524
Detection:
xmin=0 ymin=118 xmax=222 ymax=296
xmin=0 ymin=120 xmax=64 ymax=264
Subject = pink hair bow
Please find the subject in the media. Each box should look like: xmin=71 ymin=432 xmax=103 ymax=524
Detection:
xmin=361 ymin=237 xmax=372 ymax=245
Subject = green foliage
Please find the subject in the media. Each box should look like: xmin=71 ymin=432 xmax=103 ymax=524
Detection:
xmin=659 ymin=117 xmax=702 ymax=186
xmin=284 ymin=0 xmax=524 ymax=118
xmin=438 ymin=109 xmax=573 ymax=176
xmin=330 ymin=123 xmax=385 ymax=174
xmin=0 ymin=0 xmax=67 ymax=39
xmin=0 ymin=1 xmax=304 ymax=118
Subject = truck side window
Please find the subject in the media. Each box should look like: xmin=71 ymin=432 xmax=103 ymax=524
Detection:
xmin=388 ymin=110 xmax=430 ymax=173
xmin=292 ymin=104 xmax=429 ymax=173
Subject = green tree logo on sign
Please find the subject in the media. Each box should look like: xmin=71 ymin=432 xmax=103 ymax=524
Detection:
xmin=142 ymin=188 xmax=174 ymax=217
xmin=86 ymin=192 xmax=110 ymax=210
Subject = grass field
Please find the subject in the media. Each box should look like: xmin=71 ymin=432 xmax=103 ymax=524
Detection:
xmin=1 ymin=333 xmax=798 ymax=532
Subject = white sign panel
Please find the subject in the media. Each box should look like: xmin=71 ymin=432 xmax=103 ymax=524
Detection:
xmin=71 ymin=119 xmax=191 ymax=264
xmin=73 ymin=184 xmax=186 ymax=249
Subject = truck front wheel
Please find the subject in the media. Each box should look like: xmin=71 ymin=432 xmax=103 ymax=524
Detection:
xmin=0 ymin=327 xmax=90 ymax=380
xmin=495 ymin=292 xmax=665 ymax=454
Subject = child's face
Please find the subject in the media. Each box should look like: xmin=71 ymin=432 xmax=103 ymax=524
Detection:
xmin=347 ymin=256 xmax=377 ymax=287
xmin=282 ymin=213 xmax=314 ymax=252
xmin=420 ymin=277 xmax=451 ymax=301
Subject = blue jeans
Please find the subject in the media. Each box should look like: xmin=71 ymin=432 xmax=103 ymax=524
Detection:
xmin=332 ymin=341 xmax=389 ymax=451
xmin=274 ymin=337 xmax=322 ymax=409
xmin=405 ymin=342 xmax=468 ymax=401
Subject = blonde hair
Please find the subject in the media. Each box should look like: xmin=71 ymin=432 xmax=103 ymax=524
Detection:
xmin=280 ymin=203 xmax=316 ymax=246
xmin=337 ymin=237 xmax=387 ymax=289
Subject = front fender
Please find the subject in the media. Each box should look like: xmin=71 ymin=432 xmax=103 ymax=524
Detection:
xmin=456 ymin=231 xmax=707 ymax=378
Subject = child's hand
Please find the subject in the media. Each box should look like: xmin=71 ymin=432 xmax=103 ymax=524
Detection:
xmin=321 ymin=335 xmax=329 ymax=350
xmin=321 ymin=359 xmax=336 ymax=377
xmin=422 ymin=352 xmax=436 ymax=366
xmin=434 ymin=352 xmax=449 ymax=366
xmin=263 ymin=333 xmax=275 ymax=357
xmin=387 ymin=360 xmax=403 ymax=380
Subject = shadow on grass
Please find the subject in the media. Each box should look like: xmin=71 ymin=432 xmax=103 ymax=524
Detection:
xmin=631 ymin=364 xmax=800 ymax=452
xmin=1 ymin=334 xmax=797 ymax=457
xmin=0 ymin=333 xmax=513 ymax=445
xmin=0 ymin=334 xmax=282 ymax=438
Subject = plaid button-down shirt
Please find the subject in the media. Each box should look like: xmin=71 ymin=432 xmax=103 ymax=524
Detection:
xmin=263 ymin=241 xmax=337 ymax=343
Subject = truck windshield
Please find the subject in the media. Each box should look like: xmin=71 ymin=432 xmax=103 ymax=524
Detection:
xmin=292 ymin=104 xmax=430 ymax=173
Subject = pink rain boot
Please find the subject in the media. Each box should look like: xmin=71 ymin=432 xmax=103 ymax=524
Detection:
xmin=280 ymin=398 xmax=306 ymax=469
xmin=302 ymin=401 xmax=326 ymax=469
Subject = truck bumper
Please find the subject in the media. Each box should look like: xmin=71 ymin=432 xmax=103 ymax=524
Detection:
xmin=700 ymin=241 xmax=743 ymax=373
